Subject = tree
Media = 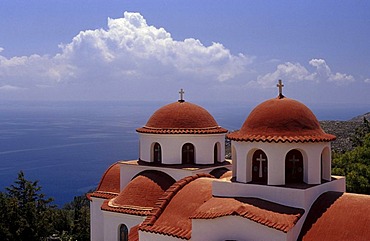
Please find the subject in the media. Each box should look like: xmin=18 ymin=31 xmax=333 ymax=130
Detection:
xmin=0 ymin=171 xmax=56 ymax=241
xmin=332 ymin=133 xmax=370 ymax=194
xmin=0 ymin=171 xmax=91 ymax=241
xmin=351 ymin=117 xmax=370 ymax=148
xmin=65 ymin=195 xmax=90 ymax=241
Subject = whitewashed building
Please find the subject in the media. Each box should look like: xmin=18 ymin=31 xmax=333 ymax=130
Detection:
xmin=88 ymin=84 xmax=370 ymax=241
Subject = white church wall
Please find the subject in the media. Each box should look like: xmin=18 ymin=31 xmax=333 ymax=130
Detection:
xmin=231 ymin=141 xmax=331 ymax=185
xmin=192 ymin=216 xmax=287 ymax=241
xmin=138 ymin=133 xmax=225 ymax=165
xmin=102 ymin=211 xmax=146 ymax=241
xmin=321 ymin=146 xmax=331 ymax=181
xmin=231 ymin=145 xmax=237 ymax=178
xmin=233 ymin=141 xmax=247 ymax=183
xmin=213 ymin=176 xmax=345 ymax=209
xmin=90 ymin=197 xmax=105 ymax=241
xmin=139 ymin=231 xmax=185 ymax=241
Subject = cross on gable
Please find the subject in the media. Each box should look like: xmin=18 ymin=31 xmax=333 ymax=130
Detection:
xmin=178 ymin=89 xmax=185 ymax=102
xmin=256 ymin=154 xmax=266 ymax=178
xmin=277 ymin=79 xmax=284 ymax=98
xmin=289 ymin=155 xmax=299 ymax=166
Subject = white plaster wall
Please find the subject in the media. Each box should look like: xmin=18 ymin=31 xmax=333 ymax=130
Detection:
xmin=321 ymin=146 xmax=332 ymax=181
xmin=102 ymin=211 xmax=146 ymax=241
xmin=213 ymin=176 xmax=345 ymax=209
xmin=139 ymin=231 xmax=185 ymax=241
xmin=90 ymin=197 xmax=105 ymax=241
xmin=231 ymin=145 xmax=237 ymax=178
xmin=231 ymin=141 xmax=332 ymax=185
xmin=138 ymin=133 xmax=225 ymax=165
xmin=192 ymin=216 xmax=287 ymax=241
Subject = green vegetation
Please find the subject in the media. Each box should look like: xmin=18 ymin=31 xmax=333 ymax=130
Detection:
xmin=332 ymin=118 xmax=370 ymax=194
xmin=0 ymin=171 xmax=90 ymax=241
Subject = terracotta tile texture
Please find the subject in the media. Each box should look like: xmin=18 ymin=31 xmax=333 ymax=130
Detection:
xmin=102 ymin=170 xmax=176 ymax=215
xmin=299 ymin=191 xmax=370 ymax=241
xmin=128 ymin=225 xmax=139 ymax=241
xmin=87 ymin=162 xmax=120 ymax=200
xmin=227 ymin=97 xmax=336 ymax=143
xmin=136 ymin=101 xmax=227 ymax=134
xmin=191 ymin=197 xmax=304 ymax=233
xmin=139 ymin=174 xmax=214 ymax=240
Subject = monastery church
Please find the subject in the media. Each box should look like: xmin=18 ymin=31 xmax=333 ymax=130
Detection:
xmin=88 ymin=81 xmax=370 ymax=241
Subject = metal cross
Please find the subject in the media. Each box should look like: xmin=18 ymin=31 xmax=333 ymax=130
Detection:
xmin=179 ymin=89 xmax=185 ymax=102
xmin=277 ymin=79 xmax=284 ymax=98
xmin=256 ymin=154 xmax=266 ymax=178
xmin=289 ymin=155 xmax=299 ymax=175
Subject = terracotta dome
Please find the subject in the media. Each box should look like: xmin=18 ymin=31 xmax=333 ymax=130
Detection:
xmin=227 ymin=97 xmax=336 ymax=143
xmin=105 ymin=170 xmax=176 ymax=215
xmin=136 ymin=101 xmax=227 ymax=134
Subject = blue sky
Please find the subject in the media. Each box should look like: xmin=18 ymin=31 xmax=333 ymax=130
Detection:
xmin=0 ymin=0 xmax=369 ymax=105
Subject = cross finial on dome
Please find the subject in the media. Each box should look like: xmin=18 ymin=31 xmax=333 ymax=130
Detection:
xmin=178 ymin=89 xmax=185 ymax=102
xmin=277 ymin=79 xmax=285 ymax=99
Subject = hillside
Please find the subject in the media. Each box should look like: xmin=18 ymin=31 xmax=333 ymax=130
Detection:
xmin=320 ymin=112 xmax=370 ymax=153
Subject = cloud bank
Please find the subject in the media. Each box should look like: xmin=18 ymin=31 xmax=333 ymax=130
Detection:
xmin=0 ymin=12 xmax=250 ymax=95
xmin=254 ymin=59 xmax=355 ymax=88
xmin=0 ymin=12 xmax=364 ymax=100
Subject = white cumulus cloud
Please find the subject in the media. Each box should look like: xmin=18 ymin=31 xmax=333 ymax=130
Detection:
xmin=254 ymin=58 xmax=355 ymax=87
xmin=0 ymin=12 xmax=251 ymax=98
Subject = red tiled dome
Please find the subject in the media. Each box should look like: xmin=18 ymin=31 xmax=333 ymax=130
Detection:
xmin=87 ymin=162 xmax=121 ymax=200
xmin=227 ymin=97 xmax=336 ymax=143
xmin=106 ymin=170 xmax=175 ymax=215
xmin=137 ymin=101 xmax=227 ymax=134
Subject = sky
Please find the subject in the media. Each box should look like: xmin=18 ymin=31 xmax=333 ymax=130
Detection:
xmin=0 ymin=0 xmax=369 ymax=105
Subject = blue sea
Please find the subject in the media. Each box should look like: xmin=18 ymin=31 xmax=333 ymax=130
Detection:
xmin=0 ymin=100 xmax=368 ymax=206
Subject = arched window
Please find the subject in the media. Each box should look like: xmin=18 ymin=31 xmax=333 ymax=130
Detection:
xmin=232 ymin=145 xmax=237 ymax=178
xmin=182 ymin=143 xmax=195 ymax=164
xmin=252 ymin=149 xmax=268 ymax=184
xmin=119 ymin=224 xmax=128 ymax=241
xmin=214 ymin=142 xmax=220 ymax=163
xmin=285 ymin=149 xmax=304 ymax=183
xmin=153 ymin=142 xmax=162 ymax=164
xmin=321 ymin=147 xmax=331 ymax=181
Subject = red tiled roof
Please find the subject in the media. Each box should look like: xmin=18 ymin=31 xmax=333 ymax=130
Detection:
xmin=227 ymin=97 xmax=336 ymax=143
xmin=128 ymin=225 xmax=139 ymax=241
xmin=139 ymin=173 xmax=214 ymax=240
xmin=191 ymin=197 xmax=304 ymax=233
xmin=102 ymin=170 xmax=175 ymax=215
xmin=88 ymin=191 xmax=118 ymax=200
xmin=96 ymin=162 xmax=121 ymax=193
xmin=101 ymin=199 xmax=151 ymax=216
xmin=136 ymin=101 xmax=228 ymax=134
xmin=299 ymin=191 xmax=370 ymax=241
xmin=87 ymin=162 xmax=121 ymax=200
xmin=136 ymin=126 xmax=228 ymax=134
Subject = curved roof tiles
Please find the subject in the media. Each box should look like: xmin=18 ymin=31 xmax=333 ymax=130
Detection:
xmin=299 ymin=191 xmax=370 ymax=241
xmin=102 ymin=170 xmax=176 ymax=215
xmin=140 ymin=174 xmax=214 ymax=240
xmin=136 ymin=101 xmax=227 ymax=134
xmin=191 ymin=197 xmax=304 ymax=233
xmin=88 ymin=162 xmax=120 ymax=200
xmin=227 ymin=97 xmax=336 ymax=143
